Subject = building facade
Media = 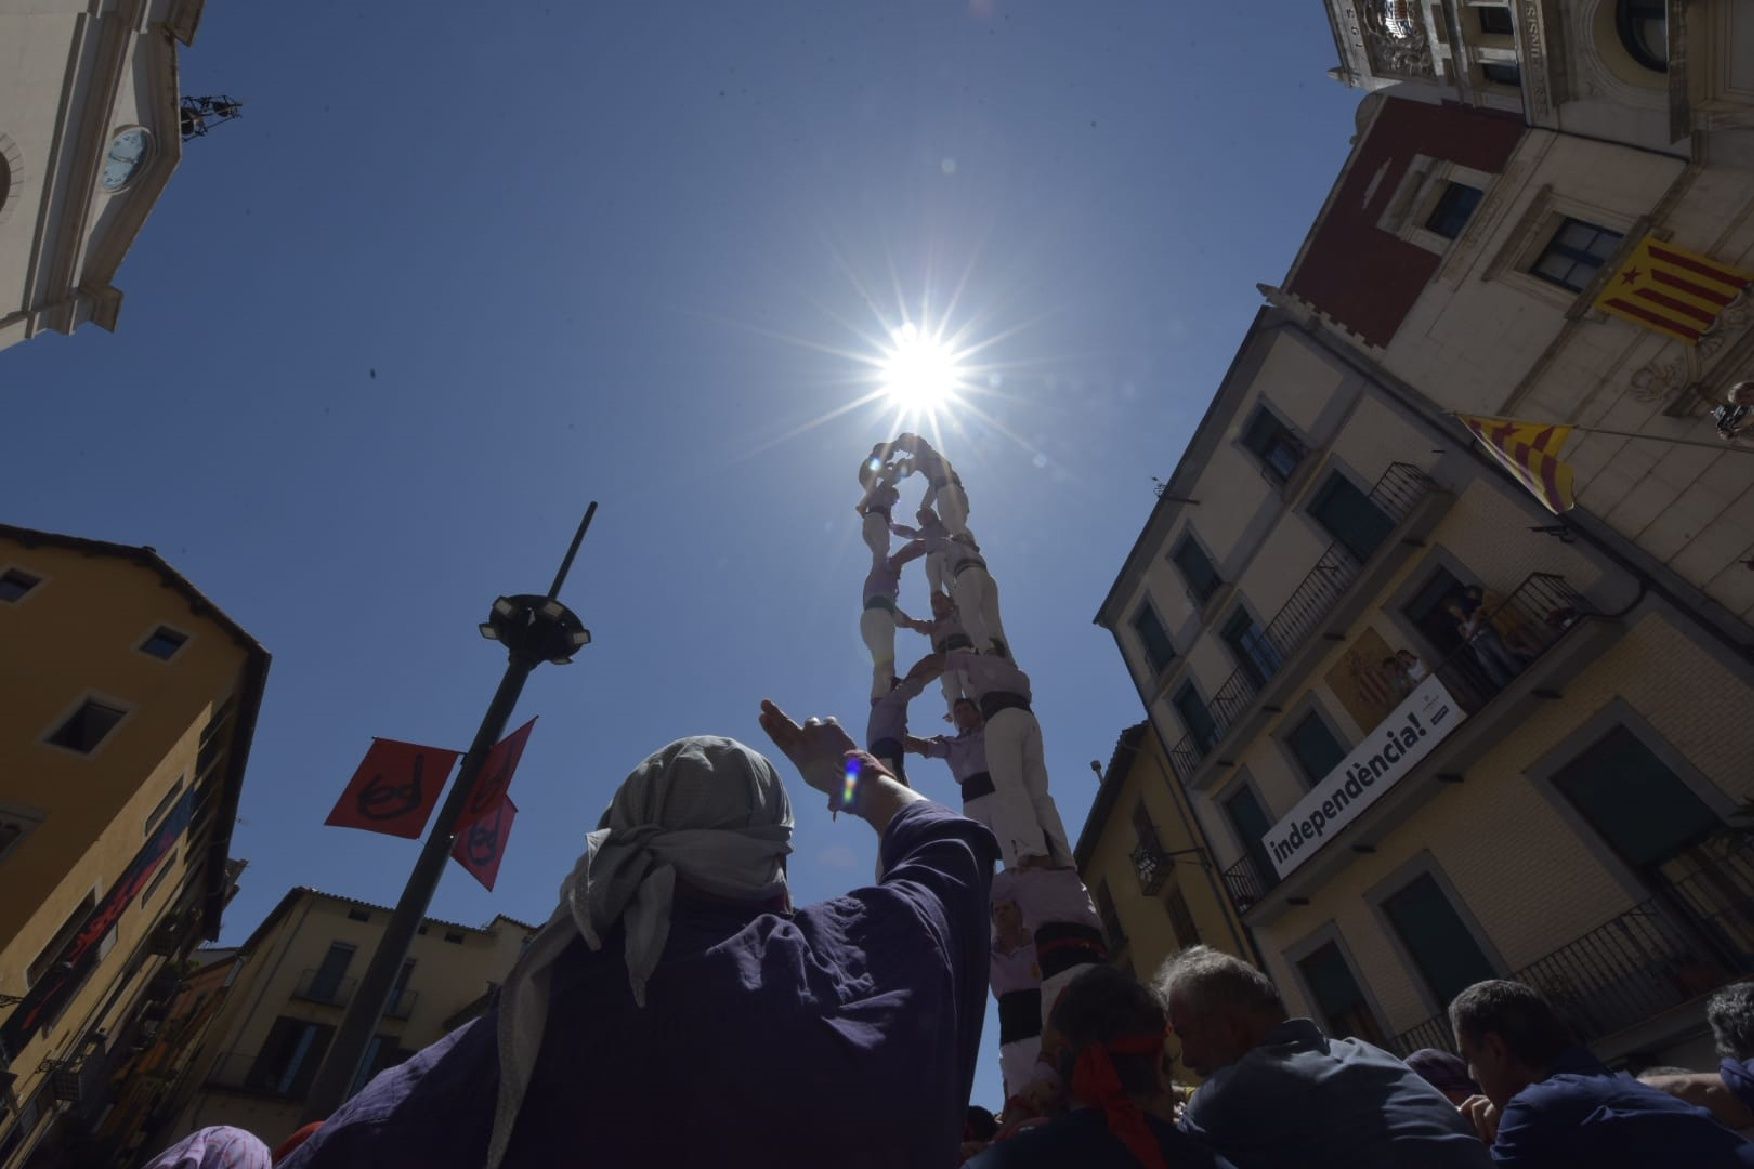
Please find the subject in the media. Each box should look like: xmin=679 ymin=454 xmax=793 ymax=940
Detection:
xmin=1322 ymin=0 xmax=1750 ymax=159
xmin=0 ymin=0 xmax=206 ymax=351
xmin=0 ymin=524 xmax=268 ymax=1169
xmin=170 ymin=889 xmax=535 ymax=1149
xmin=1073 ymin=723 xmax=1254 ymax=1076
xmin=1098 ymin=310 xmax=1754 ymax=1068
xmin=1296 ymin=23 xmax=1754 ymax=631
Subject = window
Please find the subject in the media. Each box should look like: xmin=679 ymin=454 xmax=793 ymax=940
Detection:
xmin=351 ymin=1034 xmax=410 ymax=1095
xmin=1477 ymin=5 xmax=1514 ymax=35
xmin=140 ymin=852 xmax=177 ymax=906
xmin=28 ymin=891 xmax=97 ymax=987
xmin=1481 ymin=61 xmax=1522 ymax=87
xmin=1401 ymin=566 xmax=1478 ymax=658
xmin=46 ymin=698 xmax=128 ymax=754
xmin=1531 ymin=217 xmax=1623 ymax=293
xmin=138 ymin=626 xmax=189 ymax=661
xmin=1221 ymin=609 xmax=1281 ymax=688
xmin=1095 ymin=881 xmax=1128 ymax=951
xmin=1616 ymin=0 xmax=1667 ymax=72
xmin=247 ymin=1016 xmax=336 ymax=1098
xmin=144 ymin=778 xmax=185 ymax=838
xmin=1132 ymin=802 xmax=1163 ymax=855
xmin=443 ymin=930 xmax=465 ymax=945
xmin=0 ymin=568 xmax=41 ymax=602
xmin=347 ymin=907 xmax=371 ymax=923
xmin=1551 ymin=726 xmax=1719 ymax=869
xmin=1309 ymin=472 xmax=1393 ymax=562
xmin=1382 ymin=873 xmax=1498 ymax=1008
xmin=1297 ymin=941 xmax=1387 ymax=1046
xmin=1171 ymin=536 xmax=1223 ymax=605
xmin=1424 ymin=182 xmax=1483 ymax=240
xmin=1241 ymin=407 xmax=1306 ymax=485
xmin=1285 ymin=711 xmax=1347 ymax=785
xmin=1222 ymin=785 xmax=1278 ymax=893
xmin=1173 ymin=684 xmax=1218 ymax=754
xmin=1132 ymin=602 xmax=1175 ymax=676
xmin=1164 ymin=885 xmax=1202 ymax=948
xmin=307 ymin=942 xmax=356 ymax=1003
xmin=0 ymin=810 xmax=40 ymax=863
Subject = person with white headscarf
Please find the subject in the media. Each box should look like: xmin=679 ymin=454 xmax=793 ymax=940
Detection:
xmin=282 ymin=717 xmax=998 ymax=1169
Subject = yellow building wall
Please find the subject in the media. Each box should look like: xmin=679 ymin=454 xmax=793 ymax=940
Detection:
xmin=179 ymin=892 xmax=532 ymax=1143
xmin=1079 ymin=731 xmax=1250 ymax=1079
xmin=0 ymin=536 xmax=252 ymax=1159
xmin=1256 ymin=608 xmax=1754 ymax=1041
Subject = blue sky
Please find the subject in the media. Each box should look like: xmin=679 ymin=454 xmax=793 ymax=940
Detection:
xmin=5 ymin=2 xmax=1358 ymax=1107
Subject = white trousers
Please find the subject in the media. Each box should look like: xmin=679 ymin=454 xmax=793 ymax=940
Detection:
xmin=950 ymin=565 xmax=1009 ymax=655
xmin=860 ymin=511 xmax=890 ymax=565
xmin=925 ymin=549 xmax=946 ymax=596
xmin=932 ymin=475 xmax=970 ymax=536
xmin=860 ymin=606 xmax=896 ymax=699
xmin=983 ymin=708 xmax=1072 ymax=863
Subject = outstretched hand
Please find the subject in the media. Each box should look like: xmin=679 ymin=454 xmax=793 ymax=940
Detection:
xmin=758 ymin=700 xmax=859 ymax=798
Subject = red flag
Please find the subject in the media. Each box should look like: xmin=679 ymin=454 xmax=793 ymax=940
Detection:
xmin=458 ymin=718 xmax=535 ymax=830
xmin=324 ymin=739 xmax=459 ymax=839
xmin=452 ymin=796 xmax=517 ymax=891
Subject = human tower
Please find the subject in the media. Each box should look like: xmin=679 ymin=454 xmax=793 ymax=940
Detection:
xmin=855 ymin=432 xmax=1107 ymax=1109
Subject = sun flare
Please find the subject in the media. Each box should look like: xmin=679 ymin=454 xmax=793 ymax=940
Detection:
xmin=879 ymin=322 xmax=964 ymax=418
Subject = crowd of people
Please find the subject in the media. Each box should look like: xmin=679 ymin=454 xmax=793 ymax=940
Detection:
xmin=137 ymin=438 xmax=1754 ymax=1166
xmin=142 ymin=708 xmax=1754 ymax=1167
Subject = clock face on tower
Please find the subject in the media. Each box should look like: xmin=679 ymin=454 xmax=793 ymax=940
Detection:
xmin=100 ymin=127 xmax=151 ymax=192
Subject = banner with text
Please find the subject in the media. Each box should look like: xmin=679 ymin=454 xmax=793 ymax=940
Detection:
xmin=1265 ymin=674 xmax=1463 ymax=878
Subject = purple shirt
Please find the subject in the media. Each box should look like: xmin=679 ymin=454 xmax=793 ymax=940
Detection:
xmin=282 ymin=802 xmax=999 ymax=1169
xmin=868 ymin=673 xmax=928 ymax=747
xmin=920 ymin=728 xmax=987 ymax=782
xmin=943 ymin=650 xmax=1032 ymax=703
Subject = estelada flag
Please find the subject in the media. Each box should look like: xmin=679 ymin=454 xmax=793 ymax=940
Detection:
xmin=1595 ymin=234 xmax=1752 ymax=345
xmin=457 ymin=718 xmax=536 ymax=831
xmin=452 ymin=795 xmax=518 ymax=892
xmin=1457 ymin=414 xmax=1577 ymax=514
xmin=324 ymin=739 xmax=460 ymax=839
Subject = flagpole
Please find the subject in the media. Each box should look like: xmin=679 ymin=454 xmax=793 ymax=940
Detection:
xmin=302 ymin=504 xmax=598 ymax=1123
xmin=1452 ymin=413 xmax=1754 ymax=455
xmin=1559 ymin=422 xmax=1754 ymax=454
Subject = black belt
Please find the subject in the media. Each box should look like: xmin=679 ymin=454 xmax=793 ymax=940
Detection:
xmin=937 ymin=634 xmax=973 ymax=653
xmin=863 ymin=507 xmax=891 ymax=520
xmin=960 ymin=771 xmax=994 ymax=801
xmin=952 ymin=558 xmax=987 ymax=577
xmin=864 ymin=597 xmax=895 ymax=612
xmin=931 ymin=474 xmax=963 ymax=490
xmin=980 ymin=692 xmax=1031 ymax=720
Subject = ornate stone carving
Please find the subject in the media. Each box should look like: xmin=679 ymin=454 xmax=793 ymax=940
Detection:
xmin=1361 ymin=0 xmax=1434 ymax=78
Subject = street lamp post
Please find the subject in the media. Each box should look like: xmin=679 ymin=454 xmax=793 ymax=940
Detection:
xmin=301 ymin=504 xmax=597 ymax=1122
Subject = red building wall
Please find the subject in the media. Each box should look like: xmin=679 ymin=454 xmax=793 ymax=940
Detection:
xmin=1286 ymin=99 xmax=1525 ymax=347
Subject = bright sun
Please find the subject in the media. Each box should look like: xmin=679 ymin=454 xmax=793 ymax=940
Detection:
xmin=880 ymin=322 xmax=963 ymax=415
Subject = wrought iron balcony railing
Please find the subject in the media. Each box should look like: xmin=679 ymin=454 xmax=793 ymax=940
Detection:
xmin=291 ymin=968 xmax=356 ymax=1008
xmin=1168 ymin=462 xmax=1438 ymax=783
xmin=1390 ymin=888 xmax=1748 ymax=1057
xmin=1216 ymin=570 xmax=1593 ymax=920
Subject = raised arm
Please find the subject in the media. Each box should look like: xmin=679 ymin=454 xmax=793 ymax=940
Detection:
xmin=758 ymin=701 xmax=923 ymax=836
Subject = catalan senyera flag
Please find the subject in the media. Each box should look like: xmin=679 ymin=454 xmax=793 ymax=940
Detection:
xmin=1457 ymin=415 xmax=1577 ymax=514
xmin=1595 ymin=234 xmax=1752 ymax=345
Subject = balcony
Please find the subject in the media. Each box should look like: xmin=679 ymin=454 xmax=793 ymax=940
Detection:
xmin=1168 ymin=462 xmax=1446 ymax=787
xmin=204 ymin=1051 xmax=303 ymax=1098
xmin=291 ymin=968 xmax=356 ymax=1008
xmin=1390 ymin=894 xmax=1747 ymax=1058
xmin=1219 ymin=570 xmax=1602 ymax=923
xmin=1222 ymin=854 xmax=1275 ymax=914
xmin=385 ymin=987 xmax=419 ymax=1021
